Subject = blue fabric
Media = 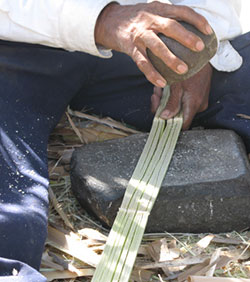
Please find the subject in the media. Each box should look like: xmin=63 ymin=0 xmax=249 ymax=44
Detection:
xmin=0 ymin=41 xmax=152 ymax=281
xmin=0 ymin=32 xmax=249 ymax=281
xmin=0 ymin=258 xmax=46 ymax=281
xmin=0 ymin=43 xmax=76 ymax=281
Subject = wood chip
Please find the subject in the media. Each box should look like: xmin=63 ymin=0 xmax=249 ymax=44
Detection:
xmin=41 ymin=251 xmax=64 ymax=271
xmin=48 ymin=251 xmax=70 ymax=270
xmin=194 ymin=256 xmax=231 ymax=277
xmin=178 ymin=255 xmax=232 ymax=282
xmin=137 ymin=254 xmax=209 ymax=269
xmin=146 ymin=239 xmax=170 ymax=275
xmin=78 ymin=228 xmax=107 ymax=241
xmin=212 ymin=236 xmax=245 ymax=245
xmin=130 ymin=269 xmax=155 ymax=282
xmin=177 ymin=259 xmax=210 ymax=282
xmin=41 ymin=268 xmax=95 ymax=281
xmin=146 ymin=238 xmax=179 ymax=275
xmin=46 ymin=226 xmax=101 ymax=267
xmin=205 ymin=248 xmax=221 ymax=276
xmin=185 ymin=235 xmax=214 ymax=257
xmin=237 ymin=114 xmax=250 ymax=120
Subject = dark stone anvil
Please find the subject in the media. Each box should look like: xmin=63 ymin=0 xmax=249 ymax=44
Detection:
xmin=70 ymin=130 xmax=250 ymax=233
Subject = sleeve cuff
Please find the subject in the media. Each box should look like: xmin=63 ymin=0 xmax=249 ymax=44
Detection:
xmin=209 ymin=40 xmax=243 ymax=72
xmin=59 ymin=0 xmax=121 ymax=58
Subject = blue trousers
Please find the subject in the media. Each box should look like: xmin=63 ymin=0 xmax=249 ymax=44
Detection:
xmin=0 ymin=33 xmax=249 ymax=281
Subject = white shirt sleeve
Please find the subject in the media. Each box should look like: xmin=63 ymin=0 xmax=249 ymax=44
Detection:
xmin=0 ymin=0 xmax=125 ymax=58
xmin=0 ymin=0 xmax=244 ymax=71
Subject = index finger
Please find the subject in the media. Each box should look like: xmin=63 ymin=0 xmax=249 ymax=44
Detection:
xmin=153 ymin=3 xmax=213 ymax=35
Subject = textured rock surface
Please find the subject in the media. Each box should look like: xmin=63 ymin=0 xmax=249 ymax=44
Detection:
xmin=70 ymin=130 xmax=250 ymax=233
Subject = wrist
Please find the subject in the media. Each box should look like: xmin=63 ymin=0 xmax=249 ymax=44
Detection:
xmin=94 ymin=2 xmax=120 ymax=47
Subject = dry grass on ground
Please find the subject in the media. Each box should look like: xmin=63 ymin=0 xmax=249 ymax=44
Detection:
xmin=42 ymin=109 xmax=250 ymax=282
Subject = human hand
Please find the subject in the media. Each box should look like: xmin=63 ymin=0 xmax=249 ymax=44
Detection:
xmin=95 ymin=2 xmax=213 ymax=88
xmin=151 ymin=63 xmax=213 ymax=129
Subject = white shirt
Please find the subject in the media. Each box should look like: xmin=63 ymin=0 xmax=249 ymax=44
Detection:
xmin=239 ymin=0 xmax=250 ymax=34
xmin=0 ymin=0 xmax=244 ymax=72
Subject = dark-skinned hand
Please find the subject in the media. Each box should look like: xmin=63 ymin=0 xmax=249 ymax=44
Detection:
xmin=95 ymin=2 xmax=213 ymax=88
xmin=151 ymin=63 xmax=213 ymax=129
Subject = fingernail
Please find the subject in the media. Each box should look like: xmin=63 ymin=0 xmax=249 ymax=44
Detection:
xmin=196 ymin=40 xmax=205 ymax=51
xmin=161 ymin=110 xmax=170 ymax=119
xmin=156 ymin=79 xmax=166 ymax=88
xmin=206 ymin=24 xmax=213 ymax=35
xmin=177 ymin=64 xmax=188 ymax=74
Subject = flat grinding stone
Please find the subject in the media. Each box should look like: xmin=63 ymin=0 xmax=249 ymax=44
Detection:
xmin=70 ymin=130 xmax=250 ymax=233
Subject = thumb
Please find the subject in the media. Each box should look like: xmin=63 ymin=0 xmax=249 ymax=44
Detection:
xmin=182 ymin=92 xmax=198 ymax=130
xmin=160 ymin=83 xmax=183 ymax=119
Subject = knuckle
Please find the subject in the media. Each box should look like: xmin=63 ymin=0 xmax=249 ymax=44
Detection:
xmin=198 ymin=14 xmax=209 ymax=25
xmin=148 ymin=1 xmax=161 ymax=10
xmin=185 ymin=33 xmax=198 ymax=45
xmin=132 ymin=33 xmax=142 ymax=45
xmin=136 ymin=9 xmax=150 ymax=21
xmin=166 ymin=55 xmax=180 ymax=70
xmin=165 ymin=19 xmax=177 ymax=31
xmin=146 ymin=71 xmax=156 ymax=82
xmin=136 ymin=58 xmax=147 ymax=70
xmin=136 ymin=10 xmax=145 ymax=18
xmin=131 ymin=28 xmax=149 ymax=46
xmin=150 ymin=41 xmax=163 ymax=53
xmin=180 ymin=5 xmax=194 ymax=16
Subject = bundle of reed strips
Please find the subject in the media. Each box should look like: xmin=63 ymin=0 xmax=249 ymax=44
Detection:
xmin=92 ymin=86 xmax=183 ymax=282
